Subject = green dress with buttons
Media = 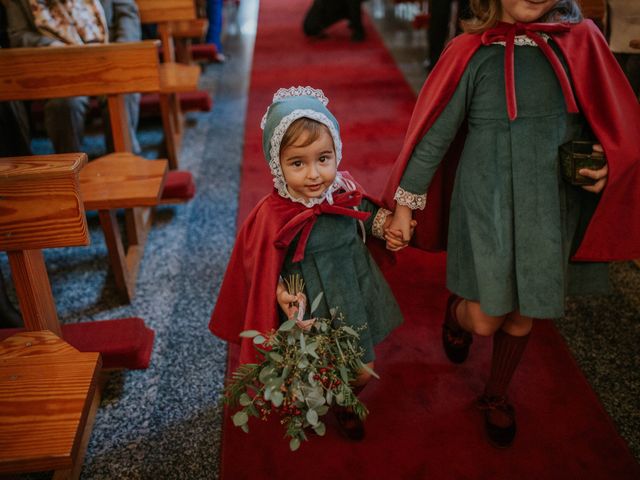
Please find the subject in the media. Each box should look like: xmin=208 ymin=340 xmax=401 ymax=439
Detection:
xmin=279 ymin=198 xmax=404 ymax=363
xmin=399 ymin=40 xmax=608 ymax=319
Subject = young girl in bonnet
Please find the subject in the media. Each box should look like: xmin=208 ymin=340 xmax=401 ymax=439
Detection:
xmin=210 ymin=86 xmax=411 ymax=440
xmin=384 ymin=0 xmax=640 ymax=448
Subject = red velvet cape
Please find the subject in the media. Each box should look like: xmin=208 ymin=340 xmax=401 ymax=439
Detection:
xmin=209 ymin=176 xmax=375 ymax=364
xmin=382 ymin=20 xmax=640 ymax=261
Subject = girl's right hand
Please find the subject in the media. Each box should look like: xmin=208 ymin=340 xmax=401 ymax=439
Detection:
xmin=276 ymin=281 xmax=298 ymax=319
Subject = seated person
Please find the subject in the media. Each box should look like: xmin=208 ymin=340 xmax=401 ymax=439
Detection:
xmin=303 ymin=0 xmax=366 ymax=42
xmin=608 ymin=0 xmax=639 ymax=97
xmin=4 ymin=0 xmax=142 ymax=153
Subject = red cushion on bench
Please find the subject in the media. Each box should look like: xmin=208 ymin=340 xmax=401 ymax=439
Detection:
xmin=0 ymin=317 xmax=155 ymax=370
xmin=190 ymin=44 xmax=220 ymax=62
xmin=140 ymin=91 xmax=213 ymax=118
xmin=162 ymin=170 xmax=196 ymax=201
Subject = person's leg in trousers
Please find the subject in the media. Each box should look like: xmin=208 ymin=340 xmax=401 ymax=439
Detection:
xmin=44 ymin=96 xmax=89 ymax=153
xmin=303 ymin=0 xmax=343 ymax=37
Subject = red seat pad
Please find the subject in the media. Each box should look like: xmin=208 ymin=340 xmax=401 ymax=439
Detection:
xmin=140 ymin=91 xmax=213 ymax=118
xmin=190 ymin=44 xmax=219 ymax=61
xmin=0 ymin=317 xmax=155 ymax=370
xmin=162 ymin=170 xmax=196 ymax=201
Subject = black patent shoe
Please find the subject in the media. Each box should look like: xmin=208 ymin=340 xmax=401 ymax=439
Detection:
xmin=442 ymin=294 xmax=472 ymax=363
xmin=477 ymin=395 xmax=517 ymax=448
xmin=333 ymin=406 xmax=365 ymax=441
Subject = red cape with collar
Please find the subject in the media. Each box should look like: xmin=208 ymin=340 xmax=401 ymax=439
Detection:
xmin=209 ymin=174 xmax=376 ymax=364
xmin=382 ymin=20 xmax=640 ymax=261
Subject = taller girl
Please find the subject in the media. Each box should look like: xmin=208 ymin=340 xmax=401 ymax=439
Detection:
xmin=384 ymin=0 xmax=640 ymax=447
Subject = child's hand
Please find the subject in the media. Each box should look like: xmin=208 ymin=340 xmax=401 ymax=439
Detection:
xmin=385 ymin=205 xmax=413 ymax=251
xmin=276 ymin=281 xmax=311 ymax=328
xmin=579 ymin=144 xmax=608 ymax=194
xmin=385 ymin=220 xmax=417 ymax=251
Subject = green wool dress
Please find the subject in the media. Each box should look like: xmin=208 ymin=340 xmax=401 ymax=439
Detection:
xmin=400 ymin=40 xmax=608 ymax=319
xmin=279 ymin=198 xmax=403 ymax=362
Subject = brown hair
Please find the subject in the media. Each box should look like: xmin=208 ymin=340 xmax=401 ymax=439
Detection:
xmin=462 ymin=0 xmax=582 ymax=34
xmin=279 ymin=117 xmax=332 ymax=156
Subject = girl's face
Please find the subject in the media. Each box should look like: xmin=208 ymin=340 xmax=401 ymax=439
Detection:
xmin=280 ymin=126 xmax=337 ymax=201
xmin=500 ymin=0 xmax=558 ymax=23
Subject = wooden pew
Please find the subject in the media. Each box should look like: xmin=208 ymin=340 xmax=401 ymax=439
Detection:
xmin=0 ymin=41 xmax=192 ymax=302
xmin=0 ymin=153 xmax=101 ymax=478
xmin=579 ymin=0 xmax=607 ymax=31
xmin=137 ymin=0 xmax=210 ymax=170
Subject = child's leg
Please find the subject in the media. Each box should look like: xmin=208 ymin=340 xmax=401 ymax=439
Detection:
xmin=479 ymin=310 xmax=532 ymax=447
xmin=484 ymin=311 xmax=532 ymax=398
xmin=443 ymin=296 xmax=505 ymax=363
xmin=353 ymin=362 xmax=374 ymax=388
xmin=333 ymin=362 xmax=374 ymax=441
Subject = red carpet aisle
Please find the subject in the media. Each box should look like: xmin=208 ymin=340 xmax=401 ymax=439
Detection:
xmin=220 ymin=1 xmax=640 ymax=478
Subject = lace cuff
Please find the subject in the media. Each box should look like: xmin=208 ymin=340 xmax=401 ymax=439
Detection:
xmin=394 ymin=187 xmax=427 ymax=210
xmin=372 ymin=208 xmax=392 ymax=240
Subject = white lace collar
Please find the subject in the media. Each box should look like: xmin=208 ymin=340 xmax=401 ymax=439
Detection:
xmin=493 ymin=32 xmax=551 ymax=47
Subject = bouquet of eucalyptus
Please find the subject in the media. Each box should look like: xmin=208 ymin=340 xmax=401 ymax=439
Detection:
xmin=223 ymin=275 xmax=376 ymax=451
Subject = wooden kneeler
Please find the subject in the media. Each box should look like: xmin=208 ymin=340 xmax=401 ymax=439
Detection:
xmin=0 ymin=154 xmax=101 ymax=478
xmin=0 ymin=41 xmax=195 ymax=302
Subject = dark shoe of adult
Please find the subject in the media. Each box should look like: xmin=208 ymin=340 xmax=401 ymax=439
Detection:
xmin=333 ymin=406 xmax=365 ymax=441
xmin=442 ymin=294 xmax=472 ymax=363
xmin=476 ymin=395 xmax=517 ymax=448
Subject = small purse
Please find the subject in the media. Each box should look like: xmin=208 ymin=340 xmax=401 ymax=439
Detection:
xmin=559 ymin=140 xmax=606 ymax=186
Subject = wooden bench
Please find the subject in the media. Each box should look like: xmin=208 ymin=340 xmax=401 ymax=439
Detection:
xmin=0 ymin=41 xmax=193 ymax=302
xmin=138 ymin=0 xmax=210 ymax=170
xmin=0 ymin=153 xmax=101 ymax=478
xmin=580 ymin=0 xmax=607 ymax=31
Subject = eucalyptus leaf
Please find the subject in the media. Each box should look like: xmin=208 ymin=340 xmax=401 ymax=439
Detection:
xmin=239 ymin=393 xmax=251 ymax=407
xmin=264 ymin=387 xmax=271 ymax=401
xmin=310 ymin=292 xmax=324 ymax=314
xmin=253 ymin=335 xmax=266 ymax=345
xmin=313 ymin=421 xmax=326 ymax=436
xmin=279 ymin=319 xmax=296 ymax=331
xmin=239 ymin=330 xmax=261 ymax=338
xmin=298 ymin=358 xmax=309 ymax=369
xmin=308 ymin=372 xmax=317 ymax=386
xmin=240 ymin=423 xmax=250 ymax=433
xmin=306 ymin=409 xmax=319 ymax=426
xmin=271 ymin=390 xmax=284 ymax=407
xmin=259 ymin=366 xmax=275 ymax=383
xmin=339 ymin=366 xmax=349 ymax=383
xmin=232 ymin=411 xmax=248 ymax=427
xmin=316 ymin=405 xmax=329 ymax=416
xmin=361 ymin=362 xmax=380 ymax=379
xmin=325 ymin=390 xmax=333 ymax=405
xmin=289 ymin=438 xmax=300 ymax=452
xmin=269 ymin=352 xmax=284 ymax=363
xmin=342 ymin=326 xmax=359 ymax=337
xmin=299 ymin=332 xmax=306 ymax=351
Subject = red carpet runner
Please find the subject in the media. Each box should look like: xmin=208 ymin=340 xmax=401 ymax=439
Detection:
xmin=220 ymin=1 xmax=640 ymax=478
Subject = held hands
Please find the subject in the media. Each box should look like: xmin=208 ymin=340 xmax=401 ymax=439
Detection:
xmin=276 ymin=281 xmax=314 ymax=330
xmin=385 ymin=205 xmax=417 ymax=252
xmin=579 ymin=144 xmax=608 ymax=194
